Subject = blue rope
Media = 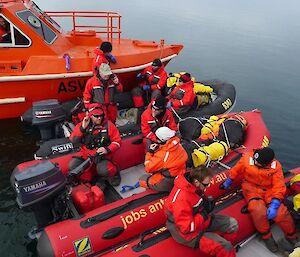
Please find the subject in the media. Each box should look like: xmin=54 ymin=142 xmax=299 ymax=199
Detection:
xmin=120 ymin=181 xmax=140 ymax=193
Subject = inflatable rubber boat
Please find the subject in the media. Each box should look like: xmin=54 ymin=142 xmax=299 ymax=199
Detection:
xmin=11 ymin=110 xmax=269 ymax=257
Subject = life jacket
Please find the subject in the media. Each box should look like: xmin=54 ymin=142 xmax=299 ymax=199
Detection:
xmin=141 ymin=105 xmax=177 ymax=143
xmin=83 ymin=75 xmax=120 ymax=107
xmin=83 ymin=122 xmax=111 ymax=150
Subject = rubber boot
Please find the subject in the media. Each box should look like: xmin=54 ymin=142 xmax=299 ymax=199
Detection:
xmin=263 ymin=236 xmax=278 ymax=253
xmin=108 ymin=171 xmax=121 ymax=187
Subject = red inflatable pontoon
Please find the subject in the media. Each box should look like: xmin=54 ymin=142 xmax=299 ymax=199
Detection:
xmin=11 ymin=110 xmax=271 ymax=257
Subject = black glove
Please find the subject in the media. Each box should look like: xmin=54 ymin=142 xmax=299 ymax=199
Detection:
xmin=203 ymin=195 xmax=215 ymax=214
xmin=201 ymin=210 xmax=209 ymax=221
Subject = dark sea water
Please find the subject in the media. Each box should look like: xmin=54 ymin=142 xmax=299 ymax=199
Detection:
xmin=1 ymin=0 xmax=300 ymax=256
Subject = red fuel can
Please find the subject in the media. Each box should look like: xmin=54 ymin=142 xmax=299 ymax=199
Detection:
xmin=71 ymin=183 xmax=105 ymax=214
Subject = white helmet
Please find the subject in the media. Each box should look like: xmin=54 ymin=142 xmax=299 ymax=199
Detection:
xmin=155 ymin=127 xmax=176 ymax=142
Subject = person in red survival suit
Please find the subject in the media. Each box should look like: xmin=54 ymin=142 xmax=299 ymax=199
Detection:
xmin=166 ymin=73 xmax=196 ymax=116
xmin=141 ymin=95 xmax=177 ymax=151
xmin=69 ymin=105 xmax=122 ymax=187
xmin=83 ymin=63 xmax=123 ymax=123
xmin=139 ymin=127 xmax=187 ymax=192
xmin=132 ymin=59 xmax=168 ymax=107
xmin=221 ymin=147 xmax=299 ymax=253
xmin=0 ymin=17 xmax=11 ymax=43
xmin=92 ymin=41 xmax=117 ymax=75
xmin=165 ymin=166 xmax=238 ymax=257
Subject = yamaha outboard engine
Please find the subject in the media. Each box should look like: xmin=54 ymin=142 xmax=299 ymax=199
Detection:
xmin=11 ymin=161 xmax=67 ymax=238
xmin=32 ymin=99 xmax=66 ymax=142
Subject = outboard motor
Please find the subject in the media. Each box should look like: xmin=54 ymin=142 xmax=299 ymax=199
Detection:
xmin=32 ymin=99 xmax=66 ymax=142
xmin=11 ymin=161 xmax=68 ymax=238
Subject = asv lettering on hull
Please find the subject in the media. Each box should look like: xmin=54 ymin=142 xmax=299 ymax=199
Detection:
xmin=58 ymin=79 xmax=87 ymax=93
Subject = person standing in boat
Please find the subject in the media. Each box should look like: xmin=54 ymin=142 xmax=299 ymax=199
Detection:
xmin=69 ymin=104 xmax=122 ymax=187
xmin=0 ymin=17 xmax=11 ymax=43
xmin=221 ymin=147 xmax=299 ymax=253
xmin=141 ymin=95 xmax=177 ymax=152
xmin=92 ymin=41 xmax=117 ymax=75
xmin=165 ymin=166 xmax=238 ymax=257
xmin=84 ymin=63 xmax=122 ymax=123
xmin=139 ymin=127 xmax=187 ymax=192
xmin=132 ymin=58 xmax=167 ymax=107
xmin=166 ymin=73 xmax=196 ymax=116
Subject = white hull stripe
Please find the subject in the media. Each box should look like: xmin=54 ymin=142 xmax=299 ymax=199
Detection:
xmin=0 ymin=54 xmax=178 ymax=82
xmin=0 ymin=97 xmax=26 ymax=104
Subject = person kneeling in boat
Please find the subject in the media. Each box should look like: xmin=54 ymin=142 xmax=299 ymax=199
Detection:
xmin=84 ymin=63 xmax=122 ymax=124
xmin=166 ymin=73 xmax=196 ymax=116
xmin=165 ymin=166 xmax=238 ymax=257
xmin=141 ymin=95 xmax=177 ymax=152
xmin=132 ymin=58 xmax=167 ymax=107
xmin=221 ymin=147 xmax=299 ymax=253
xmin=139 ymin=127 xmax=187 ymax=192
xmin=92 ymin=41 xmax=117 ymax=75
xmin=69 ymin=105 xmax=122 ymax=187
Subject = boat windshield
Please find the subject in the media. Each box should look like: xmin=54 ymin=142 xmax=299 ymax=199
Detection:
xmin=16 ymin=9 xmax=57 ymax=44
xmin=29 ymin=2 xmax=64 ymax=33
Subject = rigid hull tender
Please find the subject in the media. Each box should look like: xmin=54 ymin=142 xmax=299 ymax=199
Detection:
xmin=0 ymin=0 xmax=183 ymax=119
xmin=10 ymin=110 xmax=271 ymax=257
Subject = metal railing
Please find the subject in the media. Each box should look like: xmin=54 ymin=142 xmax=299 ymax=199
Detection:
xmin=45 ymin=11 xmax=122 ymax=41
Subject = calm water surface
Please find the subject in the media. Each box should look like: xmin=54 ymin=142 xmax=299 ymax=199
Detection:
xmin=1 ymin=0 xmax=300 ymax=256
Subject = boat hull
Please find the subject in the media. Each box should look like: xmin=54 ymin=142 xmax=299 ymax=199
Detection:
xmin=11 ymin=110 xmax=272 ymax=257
xmin=0 ymin=59 xmax=176 ymax=119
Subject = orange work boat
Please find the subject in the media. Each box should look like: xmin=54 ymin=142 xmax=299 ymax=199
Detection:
xmin=0 ymin=0 xmax=183 ymax=119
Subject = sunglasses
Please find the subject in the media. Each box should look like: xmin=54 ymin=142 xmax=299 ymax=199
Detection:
xmin=92 ymin=114 xmax=103 ymax=118
xmin=201 ymin=181 xmax=210 ymax=187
